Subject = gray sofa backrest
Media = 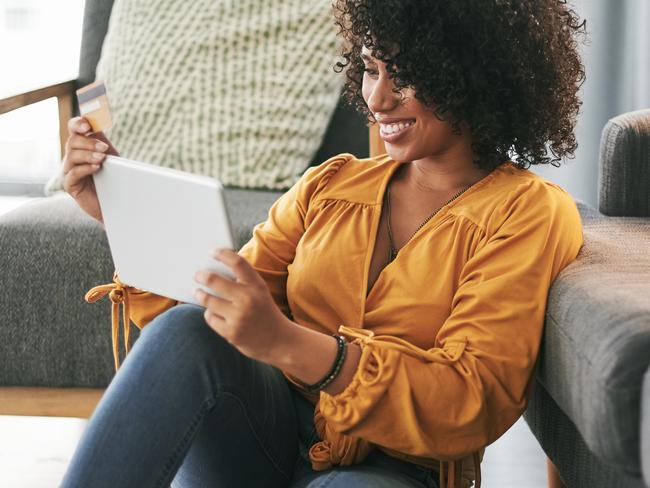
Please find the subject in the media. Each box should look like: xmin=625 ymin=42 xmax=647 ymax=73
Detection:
xmin=76 ymin=0 xmax=369 ymax=171
xmin=599 ymin=109 xmax=650 ymax=217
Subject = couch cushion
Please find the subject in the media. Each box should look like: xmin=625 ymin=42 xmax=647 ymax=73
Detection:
xmin=0 ymin=189 xmax=281 ymax=387
xmin=537 ymin=199 xmax=650 ymax=476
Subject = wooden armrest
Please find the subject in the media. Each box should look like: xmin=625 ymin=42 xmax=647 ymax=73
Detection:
xmin=0 ymin=79 xmax=77 ymax=158
xmin=0 ymin=80 xmax=76 ymax=115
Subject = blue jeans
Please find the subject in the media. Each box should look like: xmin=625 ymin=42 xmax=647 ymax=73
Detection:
xmin=61 ymin=304 xmax=440 ymax=488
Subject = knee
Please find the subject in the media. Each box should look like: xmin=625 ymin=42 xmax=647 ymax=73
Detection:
xmin=137 ymin=303 xmax=228 ymax=356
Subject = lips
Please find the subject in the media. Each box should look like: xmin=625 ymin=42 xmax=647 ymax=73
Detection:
xmin=378 ymin=118 xmax=416 ymax=142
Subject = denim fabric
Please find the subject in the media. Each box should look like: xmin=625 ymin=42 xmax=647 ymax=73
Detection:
xmin=61 ymin=303 xmax=439 ymax=488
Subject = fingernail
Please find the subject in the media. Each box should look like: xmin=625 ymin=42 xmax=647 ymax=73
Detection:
xmin=92 ymin=152 xmax=105 ymax=160
xmin=95 ymin=141 xmax=108 ymax=152
xmin=80 ymin=123 xmax=91 ymax=133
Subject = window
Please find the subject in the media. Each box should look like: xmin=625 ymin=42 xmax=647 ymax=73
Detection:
xmin=0 ymin=0 xmax=84 ymax=194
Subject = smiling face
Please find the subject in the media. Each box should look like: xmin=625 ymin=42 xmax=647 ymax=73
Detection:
xmin=361 ymin=46 xmax=472 ymax=164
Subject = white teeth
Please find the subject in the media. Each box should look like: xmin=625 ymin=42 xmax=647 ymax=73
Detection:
xmin=381 ymin=120 xmax=414 ymax=135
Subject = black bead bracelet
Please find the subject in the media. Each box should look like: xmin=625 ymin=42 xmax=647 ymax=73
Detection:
xmin=303 ymin=334 xmax=348 ymax=392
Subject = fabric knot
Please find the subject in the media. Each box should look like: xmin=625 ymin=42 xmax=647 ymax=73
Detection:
xmin=108 ymin=287 xmax=125 ymax=303
xmin=308 ymin=440 xmax=334 ymax=471
xmin=85 ymin=281 xmax=133 ymax=372
xmin=338 ymin=325 xmax=375 ymax=345
xmin=308 ymin=400 xmax=375 ymax=471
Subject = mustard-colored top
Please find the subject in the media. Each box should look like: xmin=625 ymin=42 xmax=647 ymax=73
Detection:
xmin=86 ymin=153 xmax=584 ymax=488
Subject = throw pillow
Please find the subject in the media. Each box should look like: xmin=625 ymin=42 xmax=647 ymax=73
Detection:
xmin=46 ymin=0 xmax=344 ymax=195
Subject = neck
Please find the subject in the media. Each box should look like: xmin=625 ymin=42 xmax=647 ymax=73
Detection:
xmin=404 ymin=156 xmax=491 ymax=194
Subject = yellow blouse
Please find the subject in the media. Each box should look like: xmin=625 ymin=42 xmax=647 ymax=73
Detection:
xmin=86 ymin=153 xmax=584 ymax=488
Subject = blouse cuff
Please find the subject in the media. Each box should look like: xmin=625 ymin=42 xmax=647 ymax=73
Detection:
xmin=319 ymin=327 xmax=400 ymax=432
xmin=319 ymin=325 xmax=470 ymax=433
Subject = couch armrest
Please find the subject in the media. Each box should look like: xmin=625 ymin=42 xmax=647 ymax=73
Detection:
xmin=642 ymin=366 xmax=650 ymax=488
xmin=598 ymin=109 xmax=650 ymax=217
xmin=537 ymin=210 xmax=650 ymax=475
xmin=0 ymin=80 xmax=77 ymax=159
xmin=0 ymin=80 xmax=76 ymax=114
xmin=0 ymin=193 xmax=117 ymax=387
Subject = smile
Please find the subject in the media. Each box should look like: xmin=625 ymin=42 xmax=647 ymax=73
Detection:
xmin=378 ymin=119 xmax=416 ymax=142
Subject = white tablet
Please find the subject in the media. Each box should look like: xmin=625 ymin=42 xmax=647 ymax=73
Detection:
xmin=92 ymin=155 xmax=236 ymax=306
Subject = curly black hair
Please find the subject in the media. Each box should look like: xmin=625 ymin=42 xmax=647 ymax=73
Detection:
xmin=333 ymin=0 xmax=587 ymax=171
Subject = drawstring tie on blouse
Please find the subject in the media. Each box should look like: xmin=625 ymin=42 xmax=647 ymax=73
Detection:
xmin=84 ymin=276 xmax=133 ymax=371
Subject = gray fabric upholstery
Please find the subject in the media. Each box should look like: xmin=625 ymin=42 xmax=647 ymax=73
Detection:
xmin=524 ymin=109 xmax=650 ymax=488
xmin=0 ymin=195 xmax=115 ymax=387
xmin=0 ymin=189 xmax=281 ymax=387
xmin=222 ymin=188 xmax=283 ymax=248
xmin=599 ymin=109 xmax=650 ymax=217
xmin=535 ymin=200 xmax=650 ymax=477
xmin=524 ymin=382 xmax=647 ymax=488
xmin=642 ymin=368 xmax=650 ymax=485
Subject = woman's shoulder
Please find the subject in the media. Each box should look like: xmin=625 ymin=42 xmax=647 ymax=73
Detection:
xmin=300 ymin=152 xmax=396 ymax=205
xmin=476 ymin=163 xmax=584 ymax=256
xmin=457 ymin=162 xmax=581 ymax=229
xmin=496 ymin=164 xmax=581 ymax=221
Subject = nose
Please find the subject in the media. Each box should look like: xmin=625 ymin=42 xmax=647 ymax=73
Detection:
xmin=366 ymin=74 xmax=400 ymax=115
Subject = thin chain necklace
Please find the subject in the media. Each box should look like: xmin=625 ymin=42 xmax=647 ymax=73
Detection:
xmin=385 ymin=176 xmax=474 ymax=264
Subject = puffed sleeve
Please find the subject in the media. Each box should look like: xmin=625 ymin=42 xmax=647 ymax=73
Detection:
xmin=318 ymin=181 xmax=585 ymax=460
xmin=238 ymin=154 xmax=352 ymax=317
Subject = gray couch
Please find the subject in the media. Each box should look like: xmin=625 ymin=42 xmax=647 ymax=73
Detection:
xmin=523 ymin=109 xmax=650 ymax=488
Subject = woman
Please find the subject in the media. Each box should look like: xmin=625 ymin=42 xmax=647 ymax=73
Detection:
xmin=60 ymin=1 xmax=586 ymax=487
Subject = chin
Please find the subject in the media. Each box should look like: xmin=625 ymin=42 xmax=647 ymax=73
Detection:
xmin=384 ymin=144 xmax=417 ymax=162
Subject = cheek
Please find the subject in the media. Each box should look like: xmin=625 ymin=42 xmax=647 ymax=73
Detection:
xmin=361 ymin=77 xmax=373 ymax=107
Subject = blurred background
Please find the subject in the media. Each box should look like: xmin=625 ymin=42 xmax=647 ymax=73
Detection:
xmin=0 ymin=0 xmax=83 ymax=192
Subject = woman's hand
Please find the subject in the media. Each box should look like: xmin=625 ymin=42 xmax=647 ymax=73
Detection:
xmin=62 ymin=116 xmax=119 ymax=224
xmin=194 ymin=248 xmax=362 ymax=393
xmin=193 ymin=248 xmax=295 ymax=363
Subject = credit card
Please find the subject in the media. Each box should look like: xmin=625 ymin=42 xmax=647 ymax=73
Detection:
xmin=76 ymin=80 xmax=113 ymax=133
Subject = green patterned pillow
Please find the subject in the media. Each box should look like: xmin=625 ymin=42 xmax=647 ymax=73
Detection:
xmin=47 ymin=0 xmax=343 ymax=194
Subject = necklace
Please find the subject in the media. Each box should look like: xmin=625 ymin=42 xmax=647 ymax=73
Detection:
xmin=385 ymin=178 xmax=474 ymax=264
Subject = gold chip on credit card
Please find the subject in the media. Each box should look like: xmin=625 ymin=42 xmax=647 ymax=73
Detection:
xmin=76 ymin=80 xmax=113 ymax=133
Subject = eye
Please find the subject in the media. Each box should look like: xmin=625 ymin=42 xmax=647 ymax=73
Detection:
xmin=363 ymin=65 xmax=379 ymax=79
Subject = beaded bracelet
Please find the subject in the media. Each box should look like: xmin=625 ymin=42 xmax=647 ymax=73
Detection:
xmin=303 ymin=334 xmax=348 ymax=392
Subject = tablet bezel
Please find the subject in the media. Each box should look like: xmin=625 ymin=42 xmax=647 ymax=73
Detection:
xmin=93 ymin=155 xmax=236 ymax=306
